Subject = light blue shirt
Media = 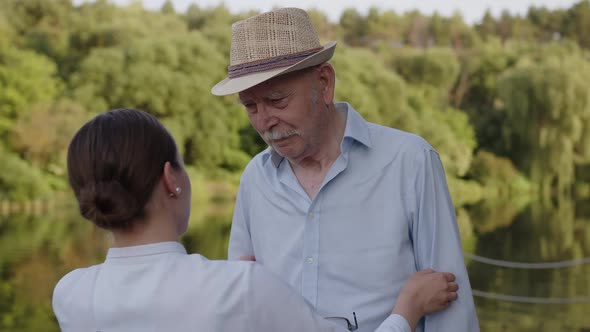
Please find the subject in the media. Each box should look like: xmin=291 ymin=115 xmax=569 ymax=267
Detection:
xmin=228 ymin=102 xmax=480 ymax=332
xmin=53 ymin=241 xmax=412 ymax=332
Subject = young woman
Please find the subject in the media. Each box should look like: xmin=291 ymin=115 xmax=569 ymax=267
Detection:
xmin=53 ymin=108 xmax=458 ymax=332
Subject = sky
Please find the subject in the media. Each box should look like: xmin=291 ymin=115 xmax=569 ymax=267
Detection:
xmin=96 ymin=0 xmax=580 ymax=24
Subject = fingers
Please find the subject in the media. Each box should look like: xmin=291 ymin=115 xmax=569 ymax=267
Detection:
xmin=442 ymin=272 xmax=456 ymax=282
xmin=448 ymin=292 xmax=458 ymax=302
xmin=239 ymin=255 xmax=256 ymax=261
xmin=421 ymin=270 xmax=455 ymax=281
xmin=434 ymin=292 xmax=457 ymax=312
xmin=447 ymin=281 xmax=459 ymax=292
xmin=417 ymin=268 xmax=435 ymax=274
xmin=436 ymin=281 xmax=458 ymax=309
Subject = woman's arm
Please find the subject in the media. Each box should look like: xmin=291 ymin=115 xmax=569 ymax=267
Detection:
xmin=246 ymin=264 xmax=457 ymax=332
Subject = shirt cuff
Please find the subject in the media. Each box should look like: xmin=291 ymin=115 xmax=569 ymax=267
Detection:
xmin=375 ymin=314 xmax=412 ymax=332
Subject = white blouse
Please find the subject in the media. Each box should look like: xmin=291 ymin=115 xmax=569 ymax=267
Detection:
xmin=53 ymin=242 xmax=410 ymax=332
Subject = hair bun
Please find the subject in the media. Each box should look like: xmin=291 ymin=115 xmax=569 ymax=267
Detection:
xmin=78 ymin=180 xmax=142 ymax=229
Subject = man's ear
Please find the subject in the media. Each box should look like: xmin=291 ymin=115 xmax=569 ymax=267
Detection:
xmin=162 ymin=161 xmax=179 ymax=196
xmin=317 ymin=63 xmax=335 ymax=105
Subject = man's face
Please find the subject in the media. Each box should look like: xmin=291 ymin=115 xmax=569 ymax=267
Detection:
xmin=238 ymin=67 xmax=326 ymax=161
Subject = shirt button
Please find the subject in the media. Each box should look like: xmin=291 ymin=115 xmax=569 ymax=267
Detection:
xmin=306 ymin=257 xmax=314 ymax=264
xmin=309 ymin=213 xmax=315 ymax=219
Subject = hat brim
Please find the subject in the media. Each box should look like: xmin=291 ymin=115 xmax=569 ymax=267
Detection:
xmin=211 ymin=41 xmax=337 ymax=96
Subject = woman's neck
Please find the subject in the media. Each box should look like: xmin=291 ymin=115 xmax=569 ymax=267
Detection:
xmin=111 ymin=217 xmax=178 ymax=247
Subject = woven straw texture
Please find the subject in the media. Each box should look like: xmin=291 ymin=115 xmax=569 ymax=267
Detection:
xmin=230 ymin=8 xmax=321 ymax=66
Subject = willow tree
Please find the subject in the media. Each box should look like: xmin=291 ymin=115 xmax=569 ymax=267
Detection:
xmin=497 ymin=55 xmax=590 ymax=197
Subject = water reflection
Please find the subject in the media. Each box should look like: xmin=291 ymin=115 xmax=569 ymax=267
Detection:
xmin=0 ymin=201 xmax=108 ymax=332
xmin=466 ymin=198 xmax=590 ymax=331
xmin=0 ymin=197 xmax=588 ymax=331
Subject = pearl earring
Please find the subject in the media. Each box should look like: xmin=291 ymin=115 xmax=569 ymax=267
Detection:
xmin=169 ymin=187 xmax=181 ymax=197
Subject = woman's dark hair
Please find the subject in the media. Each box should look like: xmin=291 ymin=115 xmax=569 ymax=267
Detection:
xmin=67 ymin=108 xmax=180 ymax=230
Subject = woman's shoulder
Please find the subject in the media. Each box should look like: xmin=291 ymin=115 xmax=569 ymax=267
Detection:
xmin=53 ymin=265 xmax=101 ymax=309
xmin=55 ymin=265 xmax=101 ymax=290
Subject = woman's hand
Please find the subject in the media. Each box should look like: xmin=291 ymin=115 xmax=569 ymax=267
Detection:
xmin=392 ymin=269 xmax=459 ymax=331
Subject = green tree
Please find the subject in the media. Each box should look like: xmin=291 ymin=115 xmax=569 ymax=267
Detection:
xmin=0 ymin=147 xmax=53 ymax=200
xmin=446 ymin=12 xmax=480 ymax=49
xmin=457 ymin=40 xmax=517 ymax=155
xmin=70 ymin=32 xmax=250 ymax=171
xmin=331 ymin=45 xmax=407 ymax=126
xmin=476 ymin=10 xmax=497 ymax=41
xmin=185 ymin=3 xmax=207 ymax=30
xmin=339 ymin=8 xmax=367 ymax=46
xmin=497 ymin=55 xmax=590 ymax=197
xmin=403 ymin=10 xmax=430 ymax=48
xmin=190 ymin=5 xmax=238 ymax=54
xmin=0 ymin=48 xmax=61 ymax=140
xmin=308 ymin=9 xmax=337 ymax=41
xmin=10 ymin=99 xmax=88 ymax=177
xmin=564 ymin=0 xmax=590 ymax=48
xmin=497 ymin=10 xmax=514 ymax=42
xmin=365 ymin=8 xmax=403 ymax=47
xmin=388 ymin=47 xmax=460 ymax=106
xmin=160 ymin=0 xmax=175 ymax=15
xmin=0 ymin=13 xmax=16 ymax=49
xmin=405 ymin=90 xmax=477 ymax=178
xmin=527 ymin=6 xmax=565 ymax=42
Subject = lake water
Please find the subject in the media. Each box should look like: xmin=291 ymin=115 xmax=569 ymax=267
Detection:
xmin=0 ymin=197 xmax=588 ymax=331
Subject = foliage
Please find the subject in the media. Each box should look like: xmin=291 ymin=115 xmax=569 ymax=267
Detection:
xmin=0 ymin=147 xmax=53 ymax=200
xmin=331 ymin=45 xmax=407 ymax=125
xmin=497 ymin=53 xmax=590 ymax=195
xmin=1 ymin=2 xmax=590 ymax=331
xmin=389 ymin=47 xmax=460 ymax=93
xmin=469 ymin=150 xmax=532 ymax=197
xmin=0 ymin=0 xmax=589 ymax=205
xmin=0 ymin=47 xmax=61 ymax=140
xmin=10 ymin=99 xmax=88 ymax=176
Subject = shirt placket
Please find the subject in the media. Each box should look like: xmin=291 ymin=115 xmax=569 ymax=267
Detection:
xmin=301 ymin=197 xmax=321 ymax=308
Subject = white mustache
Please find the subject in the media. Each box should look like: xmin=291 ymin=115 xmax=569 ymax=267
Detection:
xmin=263 ymin=129 xmax=300 ymax=141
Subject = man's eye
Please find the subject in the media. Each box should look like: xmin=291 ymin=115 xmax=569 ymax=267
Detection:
xmin=244 ymin=104 xmax=257 ymax=113
xmin=271 ymin=97 xmax=287 ymax=107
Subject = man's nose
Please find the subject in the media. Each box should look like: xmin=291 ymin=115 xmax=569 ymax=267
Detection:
xmin=258 ymin=104 xmax=279 ymax=131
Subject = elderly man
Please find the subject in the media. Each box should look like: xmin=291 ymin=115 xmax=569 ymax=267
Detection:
xmin=212 ymin=7 xmax=479 ymax=332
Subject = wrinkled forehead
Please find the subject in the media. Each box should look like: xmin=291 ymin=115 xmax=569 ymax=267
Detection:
xmin=239 ymin=67 xmax=316 ymax=99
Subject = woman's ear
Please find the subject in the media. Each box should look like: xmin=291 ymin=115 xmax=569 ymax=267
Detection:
xmin=162 ymin=161 xmax=179 ymax=197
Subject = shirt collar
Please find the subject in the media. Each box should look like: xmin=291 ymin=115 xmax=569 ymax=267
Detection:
xmin=106 ymin=241 xmax=187 ymax=259
xmin=269 ymin=102 xmax=373 ymax=168
xmin=338 ymin=102 xmax=373 ymax=149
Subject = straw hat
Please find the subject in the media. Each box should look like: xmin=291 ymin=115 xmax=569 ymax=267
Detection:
xmin=211 ymin=7 xmax=337 ymax=96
